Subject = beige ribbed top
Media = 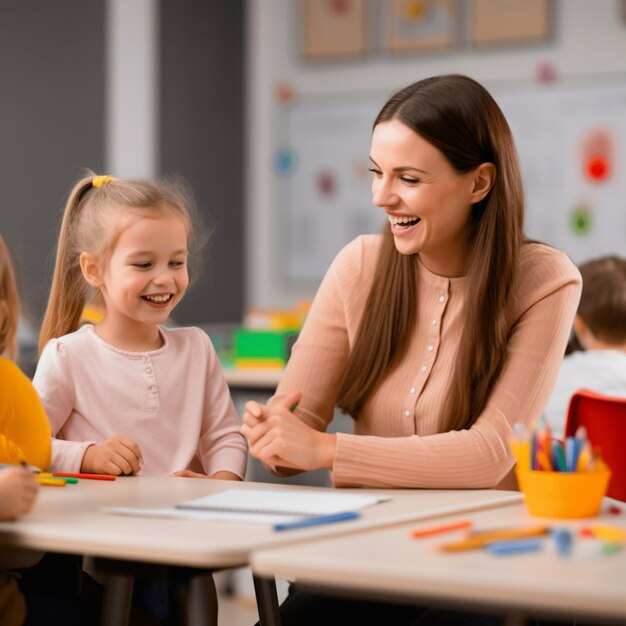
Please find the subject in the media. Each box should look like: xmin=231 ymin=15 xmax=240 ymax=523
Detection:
xmin=272 ymin=235 xmax=582 ymax=489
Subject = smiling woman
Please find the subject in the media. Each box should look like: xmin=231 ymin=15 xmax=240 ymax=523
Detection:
xmin=241 ymin=72 xmax=583 ymax=626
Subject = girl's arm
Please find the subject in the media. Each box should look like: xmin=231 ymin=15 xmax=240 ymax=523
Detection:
xmin=194 ymin=330 xmax=248 ymax=480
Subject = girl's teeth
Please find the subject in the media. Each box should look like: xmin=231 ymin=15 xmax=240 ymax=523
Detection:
xmin=146 ymin=295 xmax=171 ymax=302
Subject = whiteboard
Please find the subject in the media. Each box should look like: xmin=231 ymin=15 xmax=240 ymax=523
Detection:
xmin=277 ymin=80 xmax=626 ymax=283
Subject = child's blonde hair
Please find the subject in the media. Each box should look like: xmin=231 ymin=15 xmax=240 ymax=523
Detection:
xmin=39 ymin=173 xmax=196 ymax=354
xmin=0 ymin=235 xmax=20 ymax=359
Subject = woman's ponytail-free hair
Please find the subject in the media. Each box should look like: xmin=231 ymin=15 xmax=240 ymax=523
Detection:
xmin=338 ymin=75 xmax=524 ymax=432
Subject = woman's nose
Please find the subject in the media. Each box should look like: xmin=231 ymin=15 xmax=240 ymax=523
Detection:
xmin=372 ymin=178 xmax=398 ymax=208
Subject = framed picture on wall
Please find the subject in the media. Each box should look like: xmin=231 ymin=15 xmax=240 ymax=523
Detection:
xmin=383 ymin=0 xmax=459 ymax=54
xmin=301 ymin=0 xmax=369 ymax=61
xmin=469 ymin=0 xmax=551 ymax=47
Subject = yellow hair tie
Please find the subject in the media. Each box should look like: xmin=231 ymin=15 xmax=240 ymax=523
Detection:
xmin=92 ymin=175 xmax=116 ymax=188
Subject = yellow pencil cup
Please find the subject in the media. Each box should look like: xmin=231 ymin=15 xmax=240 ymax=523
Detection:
xmin=516 ymin=468 xmax=611 ymax=519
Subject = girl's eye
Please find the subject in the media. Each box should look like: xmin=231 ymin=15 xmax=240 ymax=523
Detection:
xmin=170 ymin=260 xmax=186 ymax=268
xmin=133 ymin=262 xmax=152 ymax=270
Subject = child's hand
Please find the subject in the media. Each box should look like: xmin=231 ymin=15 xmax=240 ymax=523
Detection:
xmin=170 ymin=470 xmax=208 ymax=478
xmin=210 ymin=471 xmax=241 ymax=481
xmin=81 ymin=436 xmax=143 ymax=475
xmin=0 ymin=467 xmax=39 ymax=519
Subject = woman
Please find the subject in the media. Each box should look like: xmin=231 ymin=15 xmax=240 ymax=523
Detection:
xmin=243 ymin=75 xmax=581 ymax=623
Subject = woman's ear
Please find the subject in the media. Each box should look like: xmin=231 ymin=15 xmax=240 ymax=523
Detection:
xmin=469 ymin=162 xmax=496 ymax=203
xmin=80 ymin=252 xmax=102 ymax=288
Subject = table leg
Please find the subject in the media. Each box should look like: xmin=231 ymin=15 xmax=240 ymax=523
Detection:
xmin=502 ymin=611 xmax=526 ymax=626
xmin=253 ymin=575 xmax=282 ymax=626
xmin=187 ymin=571 xmax=218 ymax=626
xmin=100 ymin=572 xmax=134 ymax=626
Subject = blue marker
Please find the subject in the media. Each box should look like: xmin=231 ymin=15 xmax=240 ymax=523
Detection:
xmin=485 ymin=538 xmax=543 ymax=555
xmin=274 ymin=511 xmax=360 ymax=532
xmin=552 ymin=528 xmax=573 ymax=557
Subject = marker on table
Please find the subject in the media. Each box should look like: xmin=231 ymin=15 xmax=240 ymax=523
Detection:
xmin=38 ymin=474 xmax=79 ymax=484
xmin=274 ymin=511 xmax=360 ymax=532
xmin=44 ymin=472 xmax=116 ymax=481
xmin=411 ymin=520 xmax=472 ymax=539
xmin=36 ymin=477 xmax=67 ymax=488
xmin=485 ymin=538 xmax=543 ymax=555
xmin=439 ymin=525 xmax=550 ymax=552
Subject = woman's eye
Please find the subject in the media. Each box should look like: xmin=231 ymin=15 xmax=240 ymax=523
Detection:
xmin=368 ymin=168 xmax=382 ymax=176
xmin=401 ymin=176 xmax=420 ymax=184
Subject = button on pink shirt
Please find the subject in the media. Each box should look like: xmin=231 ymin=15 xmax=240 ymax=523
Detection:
xmin=270 ymin=235 xmax=582 ymax=489
xmin=34 ymin=325 xmax=248 ymax=476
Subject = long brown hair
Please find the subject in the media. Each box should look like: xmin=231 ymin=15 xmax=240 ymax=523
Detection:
xmin=0 ymin=234 xmax=21 ymax=359
xmin=39 ymin=174 xmax=197 ymax=354
xmin=338 ymin=75 xmax=524 ymax=432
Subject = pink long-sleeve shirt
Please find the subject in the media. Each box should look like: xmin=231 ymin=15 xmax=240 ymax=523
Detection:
xmin=33 ymin=325 xmax=248 ymax=477
xmin=271 ymin=235 xmax=582 ymax=489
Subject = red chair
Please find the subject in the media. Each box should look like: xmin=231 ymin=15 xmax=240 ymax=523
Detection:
xmin=565 ymin=389 xmax=626 ymax=502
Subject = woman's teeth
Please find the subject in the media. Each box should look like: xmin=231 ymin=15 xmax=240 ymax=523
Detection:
xmin=389 ymin=215 xmax=420 ymax=228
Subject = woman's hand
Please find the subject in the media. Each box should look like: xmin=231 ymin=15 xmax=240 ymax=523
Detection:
xmin=0 ymin=467 xmax=39 ymax=519
xmin=241 ymin=392 xmax=337 ymax=471
xmin=81 ymin=436 xmax=143 ymax=475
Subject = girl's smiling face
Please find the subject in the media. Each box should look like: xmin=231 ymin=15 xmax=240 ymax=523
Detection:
xmin=370 ymin=119 xmax=485 ymax=277
xmin=84 ymin=213 xmax=189 ymax=348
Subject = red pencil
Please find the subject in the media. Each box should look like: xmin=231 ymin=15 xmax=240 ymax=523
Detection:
xmin=411 ymin=519 xmax=472 ymax=539
xmin=51 ymin=472 xmax=116 ymax=481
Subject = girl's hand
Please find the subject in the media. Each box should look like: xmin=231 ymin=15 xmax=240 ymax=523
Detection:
xmin=210 ymin=471 xmax=241 ymax=481
xmin=0 ymin=467 xmax=39 ymax=519
xmin=81 ymin=436 xmax=143 ymax=475
xmin=170 ymin=470 xmax=208 ymax=478
xmin=241 ymin=392 xmax=336 ymax=471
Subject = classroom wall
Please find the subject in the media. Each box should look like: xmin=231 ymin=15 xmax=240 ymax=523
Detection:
xmin=245 ymin=0 xmax=626 ymax=310
xmin=0 ymin=0 xmax=245 ymax=331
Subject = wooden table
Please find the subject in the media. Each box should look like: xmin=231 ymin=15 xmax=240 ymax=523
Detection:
xmin=0 ymin=476 xmax=522 ymax=625
xmin=252 ymin=499 xmax=626 ymax=625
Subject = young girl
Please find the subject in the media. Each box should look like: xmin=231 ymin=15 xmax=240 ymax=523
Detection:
xmin=0 ymin=234 xmax=51 ymax=470
xmin=34 ymin=174 xmax=247 ymax=479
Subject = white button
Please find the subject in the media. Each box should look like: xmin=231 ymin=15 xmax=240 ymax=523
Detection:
xmin=421 ymin=365 xmax=428 ymax=373
xmin=149 ymin=385 xmax=157 ymax=394
xmin=403 ymin=409 xmax=411 ymax=417
xmin=427 ymin=344 xmax=434 ymax=352
xmin=439 ymin=295 xmax=446 ymax=303
xmin=409 ymin=387 xmax=416 ymax=394
xmin=145 ymin=367 xmax=152 ymax=374
xmin=432 ymin=319 xmax=437 ymax=326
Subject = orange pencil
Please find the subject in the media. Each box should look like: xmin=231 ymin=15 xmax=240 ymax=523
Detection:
xmin=411 ymin=520 xmax=472 ymax=539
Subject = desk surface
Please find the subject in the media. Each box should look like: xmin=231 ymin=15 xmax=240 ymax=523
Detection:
xmin=222 ymin=367 xmax=283 ymax=390
xmin=0 ymin=477 xmax=520 ymax=569
xmin=252 ymin=500 xmax=626 ymax=622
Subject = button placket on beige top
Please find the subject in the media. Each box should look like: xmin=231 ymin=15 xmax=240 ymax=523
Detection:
xmin=402 ymin=282 xmax=450 ymax=425
xmin=141 ymin=354 xmax=160 ymax=411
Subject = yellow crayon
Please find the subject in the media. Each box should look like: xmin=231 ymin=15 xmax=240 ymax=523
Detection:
xmin=589 ymin=524 xmax=626 ymax=543
xmin=36 ymin=477 xmax=67 ymax=487
xmin=439 ymin=525 xmax=550 ymax=552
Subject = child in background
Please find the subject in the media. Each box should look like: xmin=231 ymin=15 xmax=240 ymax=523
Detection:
xmin=34 ymin=174 xmax=247 ymax=479
xmin=543 ymin=255 xmax=626 ymax=438
xmin=0 ymin=234 xmax=51 ymax=470
xmin=0 ymin=235 xmax=42 ymax=626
